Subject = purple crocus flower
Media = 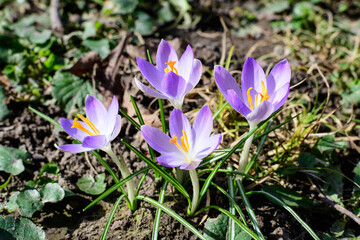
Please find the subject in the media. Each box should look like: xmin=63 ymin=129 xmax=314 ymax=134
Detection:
xmin=135 ymin=39 xmax=202 ymax=109
xmin=141 ymin=105 xmax=221 ymax=170
xmin=58 ymin=95 xmax=121 ymax=153
xmin=214 ymin=57 xmax=291 ymax=124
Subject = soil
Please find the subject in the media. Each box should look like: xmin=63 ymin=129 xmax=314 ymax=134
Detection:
xmin=1 ymin=5 xmax=360 ymax=240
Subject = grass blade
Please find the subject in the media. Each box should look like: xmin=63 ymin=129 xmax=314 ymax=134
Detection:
xmin=152 ymin=181 xmax=169 ymax=240
xmin=100 ymin=194 xmax=125 ymax=240
xmin=196 ymin=205 xmax=260 ymax=240
xmin=122 ymin=139 xmax=191 ymax=203
xmin=29 ymin=107 xmax=62 ymax=129
xmin=137 ymin=195 xmax=206 ymax=240
xmin=228 ymin=164 xmax=236 ymax=240
xmin=119 ymin=108 xmax=141 ymax=130
xmin=248 ymin=191 xmax=320 ymax=240
xmin=236 ymin=180 xmax=265 ymax=240
xmin=158 ymin=98 xmax=167 ymax=133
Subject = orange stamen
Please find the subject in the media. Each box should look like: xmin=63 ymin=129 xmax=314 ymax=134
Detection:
xmin=71 ymin=114 xmax=100 ymax=136
xmin=260 ymin=81 xmax=270 ymax=101
xmin=170 ymin=130 xmax=190 ymax=153
xmin=247 ymin=87 xmax=254 ymax=111
xmin=164 ymin=60 xmax=179 ymax=75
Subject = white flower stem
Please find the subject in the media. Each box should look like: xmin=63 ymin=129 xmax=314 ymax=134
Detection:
xmin=236 ymin=123 xmax=256 ymax=180
xmin=189 ymin=169 xmax=200 ymax=216
xmin=103 ymin=145 xmax=136 ymax=210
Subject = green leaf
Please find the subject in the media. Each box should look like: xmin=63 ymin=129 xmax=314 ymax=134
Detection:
xmin=203 ymin=214 xmax=228 ymax=240
xmin=52 ymin=71 xmax=94 ymax=113
xmin=298 ymin=153 xmax=317 ymax=168
xmin=40 ymin=183 xmax=65 ymax=203
xmin=315 ymin=135 xmax=347 ymax=154
xmin=263 ymin=1 xmax=289 ymax=14
xmin=39 ymin=162 xmax=59 ymax=176
xmin=0 ymin=215 xmax=46 ymax=240
xmin=29 ymin=30 xmax=52 ymax=44
xmin=82 ymin=21 xmax=97 ymax=39
xmin=134 ymin=12 xmax=155 ymax=36
xmin=113 ymin=0 xmax=138 ymax=14
xmin=82 ymin=39 xmax=110 ymax=59
xmin=16 ymin=189 xmax=44 ymax=217
xmin=5 ymin=191 xmax=20 ymax=212
xmin=262 ymin=185 xmax=314 ymax=208
xmin=0 ymin=145 xmax=27 ymax=175
xmin=0 ymin=86 xmax=10 ymax=121
xmin=76 ymin=173 xmax=107 ymax=195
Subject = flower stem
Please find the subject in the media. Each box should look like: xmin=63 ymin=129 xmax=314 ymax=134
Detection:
xmin=188 ymin=169 xmax=199 ymax=216
xmin=236 ymin=123 xmax=256 ymax=180
xmin=103 ymin=145 xmax=137 ymax=211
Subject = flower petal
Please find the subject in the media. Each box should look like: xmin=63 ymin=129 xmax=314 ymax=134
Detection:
xmin=58 ymin=144 xmax=94 ymax=153
xmin=245 ymin=100 xmax=274 ymax=123
xmin=141 ymin=125 xmax=179 ymax=154
xmin=241 ymin=57 xmax=266 ymax=104
xmin=272 ymin=83 xmax=290 ymax=111
xmin=136 ymin=57 xmax=164 ymax=90
xmin=60 ymin=118 xmax=88 ymax=142
xmin=178 ymin=45 xmax=194 ymax=81
xmin=82 ymin=135 xmax=108 ymax=149
xmin=169 ymin=108 xmax=192 ymax=147
xmin=227 ymin=89 xmax=251 ymax=116
xmin=193 ymin=105 xmax=212 ymax=141
xmin=161 ymin=71 xmax=187 ymax=99
xmin=195 ymin=134 xmax=222 ymax=159
xmin=156 ymin=39 xmax=179 ymax=74
xmin=266 ymin=59 xmax=291 ymax=96
xmin=103 ymin=96 xmax=119 ymax=136
xmin=85 ymin=95 xmax=107 ymax=127
xmin=184 ymin=59 xmax=202 ymax=94
xmin=110 ymin=115 xmax=122 ymax=142
xmin=180 ymin=159 xmax=201 ymax=170
xmin=214 ymin=65 xmax=242 ymax=99
xmin=134 ymin=77 xmax=167 ymax=99
xmin=156 ymin=153 xmax=186 ymax=168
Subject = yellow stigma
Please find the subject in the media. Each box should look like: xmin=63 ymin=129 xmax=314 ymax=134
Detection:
xmin=170 ymin=130 xmax=189 ymax=154
xmin=71 ymin=114 xmax=100 ymax=136
xmin=247 ymin=87 xmax=254 ymax=111
xmin=247 ymin=81 xmax=271 ymax=111
xmin=164 ymin=60 xmax=178 ymax=75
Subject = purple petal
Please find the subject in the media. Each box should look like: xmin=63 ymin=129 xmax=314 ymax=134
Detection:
xmin=184 ymin=59 xmax=202 ymax=94
xmin=266 ymin=59 xmax=291 ymax=96
xmin=272 ymin=83 xmax=290 ymax=111
xmin=161 ymin=72 xmax=186 ymax=99
xmin=241 ymin=57 xmax=266 ymax=103
xmin=156 ymin=39 xmax=179 ymax=73
xmin=58 ymin=144 xmax=94 ymax=153
xmin=85 ymin=95 xmax=107 ymax=127
xmin=156 ymin=153 xmax=186 ymax=168
xmin=134 ymin=78 xmax=167 ymax=99
xmin=193 ymin=105 xmax=212 ymax=140
xmin=82 ymin=135 xmax=108 ymax=149
xmin=180 ymin=159 xmax=201 ymax=170
xmin=227 ymin=90 xmax=251 ymax=116
xmin=214 ymin=65 xmax=242 ymax=99
xmin=195 ymin=134 xmax=222 ymax=159
xmin=178 ymin=45 xmax=194 ymax=81
xmin=141 ymin=125 xmax=179 ymax=154
xmin=103 ymin=96 xmax=119 ymax=136
xmin=245 ymin=101 xmax=274 ymax=123
xmin=169 ymin=109 xmax=192 ymax=147
xmin=60 ymin=118 xmax=89 ymax=142
xmin=110 ymin=115 xmax=122 ymax=141
xmin=136 ymin=57 xmax=164 ymax=90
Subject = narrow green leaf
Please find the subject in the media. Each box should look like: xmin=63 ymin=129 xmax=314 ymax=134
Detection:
xmin=152 ymin=181 xmax=169 ymax=240
xmin=100 ymin=195 xmax=125 ymax=240
xmin=122 ymin=140 xmax=191 ymax=203
xmin=29 ymin=107 xmax=62 ymax=129
xmin=137 ymin=195 xmax=206 ymax=240
xmin=248 ymin=191 xmax=320 ymax=240
xmin=119 ymin=108 xmax=141 ymax=130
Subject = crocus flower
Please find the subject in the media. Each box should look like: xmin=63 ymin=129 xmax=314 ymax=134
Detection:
xmin=141 ymin=105 xmax=221 ymax=170
xmin=214 ymin=57 xmax=291 ymax=124
xmin=58 ymin=95 xmax=121 ymax=153
xmin=135 ymin=39 xmax=202 ymax=109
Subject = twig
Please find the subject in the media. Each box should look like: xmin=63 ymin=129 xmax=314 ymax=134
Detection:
xmin=308 ymin=177 xmax=360 ymax=226
xmin=84 ymin=152 xmax=98 ymax=176
xmin=50 ymin=0 xmax=64 ymax=36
